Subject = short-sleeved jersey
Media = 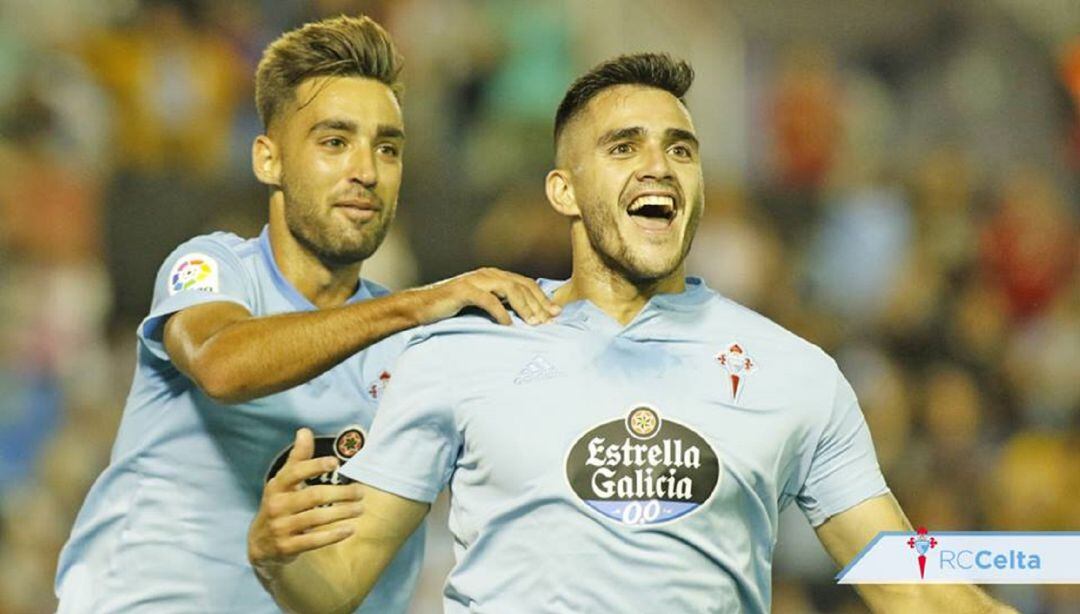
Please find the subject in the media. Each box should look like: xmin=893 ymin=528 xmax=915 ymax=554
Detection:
xmin=341 ymin=277 xmax=888 ymax=613
xmin=56 ymin=227 xmax=423 ymax=613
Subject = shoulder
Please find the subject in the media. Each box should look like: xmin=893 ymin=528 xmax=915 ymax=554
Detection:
xmin=696 ymin=293 xmax=849 ymax=428
xmin=160 ymin=231 xmax=260 ymax=275
xmin=156 ymin=231 xmax=258 ymax=295
xmin=372 ymin=314 xmax=511 ymax=396
xmin=167 ymin=231 xmax=257 ymax=262
xmin=405 ymin=312 xmax=523 ymax=349
xmin=395 ymin=312 xmax=541 ymax=376
xmin=699 ymin=288 xmax=838 ymax=375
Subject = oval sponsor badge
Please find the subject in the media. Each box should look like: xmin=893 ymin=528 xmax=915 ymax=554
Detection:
xmin=265 ymin=425 xmax=367 ymax=487
xmin=565 ymin=405 xmax=720 ymax=526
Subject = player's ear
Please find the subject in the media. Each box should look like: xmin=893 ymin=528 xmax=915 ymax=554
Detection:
xmin=546 ymin=168 xmax=580 ymax=218
xmin=252 ymin=134 xmax=282 ymax=187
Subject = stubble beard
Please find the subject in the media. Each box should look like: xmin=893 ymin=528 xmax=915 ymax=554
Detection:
xmin=280 ymin=171 xmax=394 ymax=267
xmin=579 ymin=192 xmax=702 ymax=285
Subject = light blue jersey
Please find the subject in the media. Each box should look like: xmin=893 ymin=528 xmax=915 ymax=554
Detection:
xmin=342 ymin=277 xmax=888 ymax=613
xmin=56 ymin=227 xmax=423 ymax=613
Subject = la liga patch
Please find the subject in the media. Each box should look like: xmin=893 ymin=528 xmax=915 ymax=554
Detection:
xmin=168 ymin=253 xmax=220 ymax=295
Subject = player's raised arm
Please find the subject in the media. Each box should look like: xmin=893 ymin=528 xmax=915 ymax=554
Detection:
xmin=163 ymin=267 xmax=558 ymax=404
xmin=814 ymin=494 xmax=1017 ymax=613
xmin=248 ymin=428 xmax=428 ymax=613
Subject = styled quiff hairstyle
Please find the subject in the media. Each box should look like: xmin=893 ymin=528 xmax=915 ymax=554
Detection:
xmin=553 ymin=52 xmax=694 ymax=145
xmin=255 ymin=15 xmax=403 ymax=130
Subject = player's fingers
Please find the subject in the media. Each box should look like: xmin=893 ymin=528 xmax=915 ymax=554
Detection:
xmin=474 ymin=274 xmax=509 ymax=301
xmin=476 ymin=270 xmax=560 ymax=317
xmin=469 ymin=288 xmax=512 ymax=325
xmin=278 ymin=483 xmax=364 ymax=516
xmin=478 ymin=268 xmax=533 ymax=287
xmin=277 ymin=525 xmax=356 ymax=557
xmin=521 ymin=278 xmax=561 ymax=316
xmin=502 ymin=284 xmax=547 ymax=325
xmin=468 ymin=272 xmax=543 ymax=322
xmin=275 ymin=501 xmax=364 ymax=535
xmin=470 ymin=268 xmax=529 ymax=298
xmin=286 ymin=428 xmax=315 ymax=465
xmin=270 ymin=456 xmax=339 ymax=492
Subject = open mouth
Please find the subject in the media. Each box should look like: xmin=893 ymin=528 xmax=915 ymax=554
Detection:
xmin=626 ymin=194 xmax=677 ymax=230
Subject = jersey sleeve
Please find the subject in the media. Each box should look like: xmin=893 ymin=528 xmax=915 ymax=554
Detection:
xmin=794 ymin=368 xmax=889 ymax=527
xmin=340 ymin=335 xmax=460 ymax=504
xmin=137 ymin=236 xmax=254 ymax=362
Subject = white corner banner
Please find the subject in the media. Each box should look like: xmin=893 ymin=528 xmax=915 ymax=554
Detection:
xmin=837 ymin=531 xmax=1080 ymax=584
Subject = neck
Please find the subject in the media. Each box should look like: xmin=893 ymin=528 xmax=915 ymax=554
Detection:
xmin=267 ymin=194 xmax=362 ymax=309
xmin=554 ymin=229 xmax=686 ymax=325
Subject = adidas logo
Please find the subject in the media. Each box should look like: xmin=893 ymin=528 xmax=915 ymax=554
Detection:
xmin=514 ymin=355 xmax=561 ymax=385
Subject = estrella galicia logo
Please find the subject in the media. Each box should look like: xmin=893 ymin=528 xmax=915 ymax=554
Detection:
xmin=265 ymin=425 xmax=366 ymax=487
xmin=565 ymin=405 xmax=720 ymax=526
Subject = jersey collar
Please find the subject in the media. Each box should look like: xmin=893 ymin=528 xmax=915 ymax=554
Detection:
xmin=538 ymin=276 xmax=712 ymax=330
xmin=258 ymin=226 xmax=374 ymax=311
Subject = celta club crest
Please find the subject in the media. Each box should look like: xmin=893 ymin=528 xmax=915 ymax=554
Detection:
xmin=368 ymin=370 xmax=391 ymax=400
xmin=715 ymin=343 xmax=756 ymax=402
xmin=907 ymin=527 xmax=938 ymax=579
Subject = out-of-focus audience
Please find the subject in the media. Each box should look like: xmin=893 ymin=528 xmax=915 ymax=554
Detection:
xmin=0 ymin=1 xmax=1076 ymax=612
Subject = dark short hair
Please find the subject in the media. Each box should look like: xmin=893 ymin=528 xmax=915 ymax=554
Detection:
xmin=255 ymin=15 xmax=403 ymax=130
xmin=553 ymin=53 xmax=694 ymax=144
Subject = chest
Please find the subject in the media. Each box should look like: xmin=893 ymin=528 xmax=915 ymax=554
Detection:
xmin=451 ymin=335 xmax=817 ymax=509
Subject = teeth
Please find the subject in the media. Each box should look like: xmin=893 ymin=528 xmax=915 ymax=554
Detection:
xmin=628 ymin=194 xmax=675 ymax=213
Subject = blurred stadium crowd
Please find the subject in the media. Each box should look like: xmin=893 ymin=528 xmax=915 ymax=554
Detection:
xmin=0 ymin=0 xmax=1077 ymax=612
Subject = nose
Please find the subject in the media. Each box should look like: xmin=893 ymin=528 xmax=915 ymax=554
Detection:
xmin=349 ymin=145 xmax=378 ymax=188
xmin=634 ymin=142 xmax=674 ymax=183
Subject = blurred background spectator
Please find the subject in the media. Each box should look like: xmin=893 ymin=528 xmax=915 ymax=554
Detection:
xmin=0 ymin=0 xmax=1077 ymax=612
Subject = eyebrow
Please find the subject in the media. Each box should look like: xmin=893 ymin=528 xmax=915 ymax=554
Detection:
xmin=376 ymin=125 xmax=405 ymax=140
xmin=596 ymin=126 xmax=699 ymax=149
xmin=597 ymin=126 xmax=645 ymax=147
xmin=307 ymin=119 xmax=405 ymax=140
xmin=667 ymin=128 xmax=699 ymax=149
xmin=308 ymin=118 xmax=357 ymax=135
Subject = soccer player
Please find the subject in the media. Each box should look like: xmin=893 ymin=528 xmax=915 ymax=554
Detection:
xmin=248 ymin=54 xmax=1013 ymax=613
xmin=55 ymin=15 xmax=558 ymax=613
